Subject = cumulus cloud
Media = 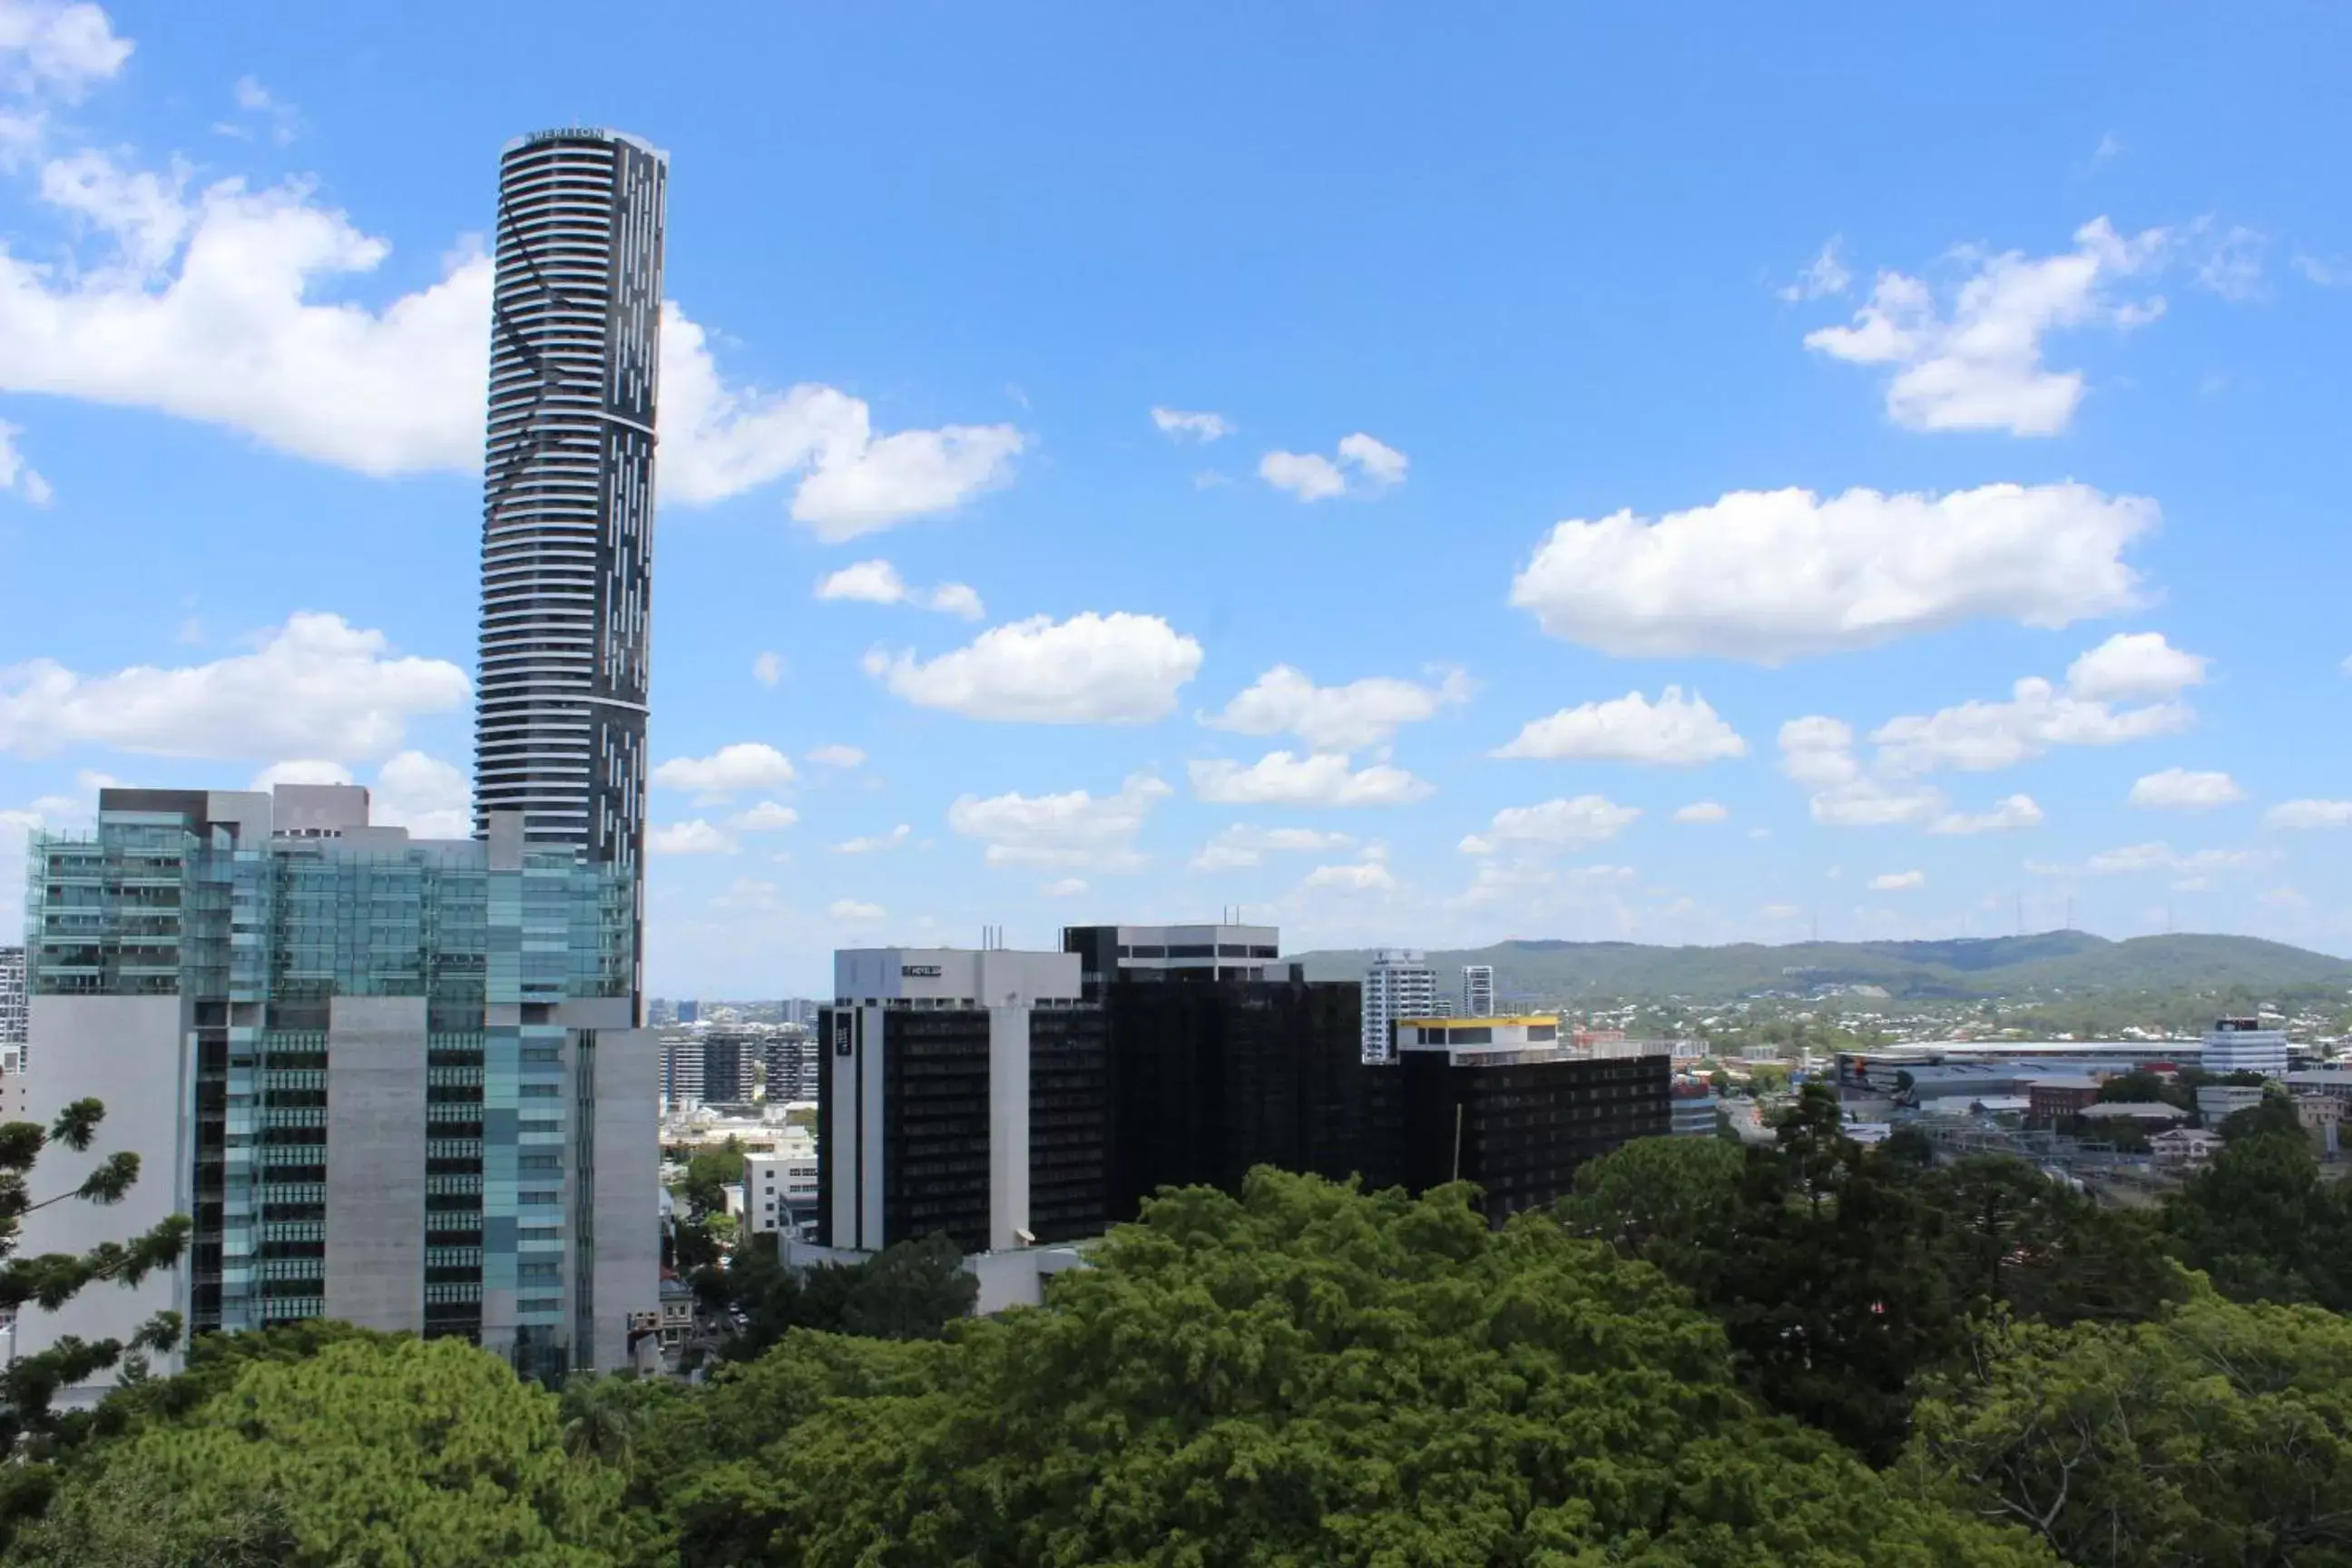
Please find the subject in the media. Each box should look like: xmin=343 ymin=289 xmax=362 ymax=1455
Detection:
xmin=828 ymin=898 xmax=885 ymax=923
xmin=1778 ymin=238 xmax=1850 ymax=302
xmin=1041 ymin=877 xmax=1089 ymax=897
xmin=1869 ymin=870 xmax=1926 ymax=891
xmin=0 ymin=1 xmax=131 ymax=101
xmin=815 ymin=559 xmax=985 ymax=620
xmin=649 ymin=820 xmax=736 ymax=856
xmin=650 ymin=743 xmax=795 ymax=804
xmin=805 ymin=744 xmax=865 ymax=769
xmin=1928 ymin=795 xmax=2044 ymax=835
xmin=1458 ymin=795 xmax=1641 ymax=854
xmin=1509 ymin=484 xmax=2154 ymax=662
xmin=2128 ymin=768 xmax=2245 ymax=811
xmin=1803 ymin=218 xmax=2168 ymax=436
xmin=750 ymin=652 xmax=785 ymax=688
xmin=1151 ymin=407 xmax=1232 ymax=442
xmin=947 ymin=771 xmax=1169 ymax=871
xmin=1672 ymin=801 xmax=1730 ymax=824
xmin=2066 ymin=632 xmax=2209 ymax=701
xmin=832 ymin=824 xmax=911 ymax=854
xmin=1302 ymin=859 xmax=1396 ymax=892
xmin=0 ymin=420 xmax=50 ymax=504
xmin=0 ymin=610 xmax=466 ymax=760
xmin=1201 ymin=664 xmax=1468 ymax=751
xmin=1188 ymin=751 xmax=1433 ymax=808
xmin=726 ymin=800 xmax=799 ymax=832
xmin=1493 ymin=687 xmax=1745 ymax=765
xmin=865 ymin=612 xmax=1202 ymax=724
xmin=1871 ymin=642 xmax=2201 ymax=774
xmin=371 ymin=750 xmax=469 ymax=838
xmin=1257 ymin=431 xmax=1407 ymax=501
xmin=0 ymin=146 xmax=1019 ymax=533
xmin=2268 ymin=799 xmax=2352 ymax=830
xmin=1777 ymin=717 xmax=1943 ymax=828
xmin=1189 ymin=823 xmax=1355 ymax=871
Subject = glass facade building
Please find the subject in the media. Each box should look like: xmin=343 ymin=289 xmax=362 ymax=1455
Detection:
xmin=22 ymin=788 xmax=654 ymax=1381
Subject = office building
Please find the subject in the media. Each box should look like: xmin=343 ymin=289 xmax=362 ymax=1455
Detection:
xmin=779 ymin=998 xmax=819 ymax=1028
xmin=818 ymin=947 xmax=1102 ymax=1255
xmin=20 ymin=785 xmax=658 ymax=1393
xmin=1461 ymin=964 xmax=1495 ymax=1019
xmin=743 ymin=1143 xmax=819 ymax=1236
xmin=2202 ymin=1016 xmax=2288 ymax=1079
xmin=1361 ymin=949 xmax=1436 ymax=1063
xmin=0 ymin=945 xmax=25 ymax=1047
xmin=659 ymin=1034 xmax=704 ymax=1110
xmin=475 ymin=127 xmax=667 ymax=1005
xmin=1059 ymin=923 xmax=1283 ymax=997
xmin=761 ymin=1024 xmax=816 ymax=1102
xmin=701 ymin=1030 xmax=750 ymax=1103
xmin=1669 ymin=1080 xmax=1721 ymax=1138
xmin=676 ymin=1001 xmax=699 ymax=1025
xmin=1395 ymin=1015 xmax=1670 ymax=1222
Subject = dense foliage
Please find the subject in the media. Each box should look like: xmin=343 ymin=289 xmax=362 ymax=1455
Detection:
xmin=692 ymin=1230 xmax=978 ymax=1359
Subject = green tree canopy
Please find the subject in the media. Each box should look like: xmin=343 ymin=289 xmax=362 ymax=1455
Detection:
xmin=694 ymin=1230 xmax=977 ymax=1360
xmin=1903 ymin=1291 xmax=2352 ymax=1568
xmin=645 ymin=1169 xmax=2053 ymax=1565
xmin=9 ymin=1335 xmax=663 ymax=1568
xmin=2163 ymin=1128 xmax=2352 ymax=1310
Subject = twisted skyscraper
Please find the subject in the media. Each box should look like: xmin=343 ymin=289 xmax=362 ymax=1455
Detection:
xmin=476 ymin=128 xmax=666 ymax=1003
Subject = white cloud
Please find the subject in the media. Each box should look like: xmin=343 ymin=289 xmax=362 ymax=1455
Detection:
xmin=1509 ymin=483 xmax=2153 ymax=662
xmin=1672 ymin=801 xmax=1730 ymax=824
xmin=1188 ymin=823 xmax=1355 ymax=871
xmin=1451 ymin=858 xmax=1636 ymax=911
xmin=947 ymin=771 xmax=1169 ymax=871
xmin=1778 ymin=238 xmax=1850 ymax=302
xmin=2086 ymin=842 xmax=2261 ymax=876
xmin=650 ymin=742 xmax=795 ymax=804
xmin=1188 ymin=751 xmax=1433 ymax=808
xmin=1777 ymin=716 xmax=1943 ymax=828
xmin=1928 ymin=795 xmax=2044 ymax=835
xmin=1257 ymin=431 xmax=1407 ymax=501
xmin=727 ymin=800 xmax=799 ymax=832
xmin=0 ymin=610 xmax=466 ymax=760
xmin=865 ymin=612 xmax=1202 ymax=725
xmin=1870 ymin=676 xmax=2191 ymax=774
xmin=1201 ymin=664 xmax=1468 ymax=751
xmin=1763 ymin=902 xmax=1801 ymax=919
xmin=0 ymin=420 xmax=51 ymax=504
xmin=0 ymin=150 xmax=1019 ymax=531
xmin=2268 ymin=799 xmax=2352 ymax=830
xmin=815 ymin=559 xmax=985 ymax=620
xmin=1302 ymin=860 xmax=1396 ymax=892
xmin=1804 ymin=218 xmax=2168 ymax=436
xmin=1151 ymin=407 xmax=1232 ymax=442
xmin=372 ymin=750 xmax=468 ymax=838
xmin=1042 ymin=877 xmax=1089 ymax=897
xmin=1869 ymin=870 xmax=1926 ymax=891
xmin=750 ymin=652 xmax=785 ymax=688
xmin=1493 ymin=687 xmax=1745 ymax=765
xmin=2194 ymin=223 xmax=2265 ymax=302
xmin=832 ymin=824 xmax=911 ymax=854
xmin=805 ymin=743 xmax=865 ymax=769
xmin=1459 ymin=795 xmax=1642 ymax=854
xmin=650 ymin=820 xmax=737 ymax=856
xmin=2128 ymin=768 xmax=2244 ymax=811
xmin=828 ymin=898 xmax=885 ymax=924
xmin=2065 ymin=632 xmax=2208 ymax=701
xmin=250 ymin=759 xmax=349 ymax=789
xmin=0 ymin=1 xmax=131 ymax=98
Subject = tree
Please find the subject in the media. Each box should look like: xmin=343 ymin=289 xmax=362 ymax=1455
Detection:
xmin=695 ymin=1230 xmax=976 ymax=1360
xmin=1916 ymin=1155 xmax=2184 ymax=1328
xmin=2163 ymin=1128 xmax=2352 ymax=1310
xmin=645 ymin=1171 xmax=2054 ymax=1565
xmin=0 ymin=1101 xmax=190 ymax=1455
xmin=678 ymin=1137 xmax=746 ymax=1220
xmin=2217 ymin=1088 xmax=2304 ymax=1144
xmin=1556 ymin=1133 xmax=1740 ymax=1265
xmin=9 ymin=1335 xmax=666 ymax=1568
xmin=1902 ymin=1291 xmax=2352 ymax=1568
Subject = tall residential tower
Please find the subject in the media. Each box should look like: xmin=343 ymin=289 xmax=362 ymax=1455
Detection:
xmin=476 ymin=128 xmax=667 ymax=1004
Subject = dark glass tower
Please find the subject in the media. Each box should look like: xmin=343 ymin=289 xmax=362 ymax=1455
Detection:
xmin=475 ymin=128 xmax=665 ymax=1001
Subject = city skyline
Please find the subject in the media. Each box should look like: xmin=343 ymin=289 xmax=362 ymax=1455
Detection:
xmin=0 ymin=4 xmax=2348 ymax=998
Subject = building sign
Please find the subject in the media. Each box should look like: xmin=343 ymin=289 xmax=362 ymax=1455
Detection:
xmin=900 ymin=965 xmax=942 ymax=977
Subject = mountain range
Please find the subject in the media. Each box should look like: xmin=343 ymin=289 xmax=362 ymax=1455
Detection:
xmin=1286 ymin=931 xmax=2352 ymax=1005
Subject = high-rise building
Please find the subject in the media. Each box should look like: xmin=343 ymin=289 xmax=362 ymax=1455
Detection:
xmin=19 ymin=786 xmax=658 ymax=1394
xmin=676 ymin=1000 xmax=699 ymax=1024
xmin=0 ymin=945 xmax=26 ymax=1047
xmin=761 ymin=1024 xmax=816 ymax=1102
xmin=700 ymin=1030 xmax=750 ymax=1103
xmin=1461 ymin=964 xmax=1495 ymax=1019
xmin=475 ymin=128 xmax=667 ymax=1006
xmin=1361 ymin=949 xmax=1436 ymax=1063
xmin=2202 ymin=1015 xmax=2289 ymax=1079
xmin=659 ymin=1034 xmax=704 ymax=1110
xmin=818 ymin=947 xmax=1102 ymax=1254
xmin=1394 ymin=1015 xmax=1671 ymax=1221
xmin=1059 ymin=923 xmax=1284 ymax=997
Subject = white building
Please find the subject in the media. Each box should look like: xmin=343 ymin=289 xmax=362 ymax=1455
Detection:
xmin=744 ymin=1142 xmax=820 ymax=1235
xmin=0 ymin=946 xmax=25 ymax=1050
xmin=1461 ymin=965 xmax=1495 ymax=1019
xmin=2196 ymin=1083 xmax=2267 ymax=1125
xmin=1363 ymin=949 xmax=1437 ymax=1063
xmin=2203 ymin=1016 xmax=2288 ymax=1079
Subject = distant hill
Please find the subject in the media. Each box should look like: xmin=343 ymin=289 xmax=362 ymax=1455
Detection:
xmin=1286 ymin=932 xmax=2352 ymax=1004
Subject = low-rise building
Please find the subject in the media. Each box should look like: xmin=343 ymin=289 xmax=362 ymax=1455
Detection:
xmin=744 ymin=1143 xmax=819 ymax=1235
xmin=2027 ymin=1076 xmax=2103 ymax=1123
xmin=1670 ymin=1081 xmax=1722 ymax=1138
xmin=2196 ymin=1083 xmax=2267 ymax=1125
xmin=2152 ymin=1127 xmax=2224 ymax=1165
xmin=2077 ymin=1100 xmax=2190 ymax=1130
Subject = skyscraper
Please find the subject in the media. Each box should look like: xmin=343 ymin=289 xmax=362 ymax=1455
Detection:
xmin=475 ymin=128 xmax=666 ymax=1004
xmin=1361 ymin=949 xmax=1436 ymax=1063
xmin=1461 ymin=964 xmax=1496 ymax=1019
xmin=0 ymin=945 xmax=25 ymax=1047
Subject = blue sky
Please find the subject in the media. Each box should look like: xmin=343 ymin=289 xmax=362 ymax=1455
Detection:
xmin=1 ymin=2 xmax=2348 ymax=996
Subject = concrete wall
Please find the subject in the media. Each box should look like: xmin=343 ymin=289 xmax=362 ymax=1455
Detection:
xmin=19 ymin=995 xmax=191 ymax=1394
xmin=324 ymin=995 xmax=427 ymax=1332
xmin=987 ymin=1005 xmax=1031 ymax=1251
xmin=587 ymin=1024 xmax=660 ymax=1372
